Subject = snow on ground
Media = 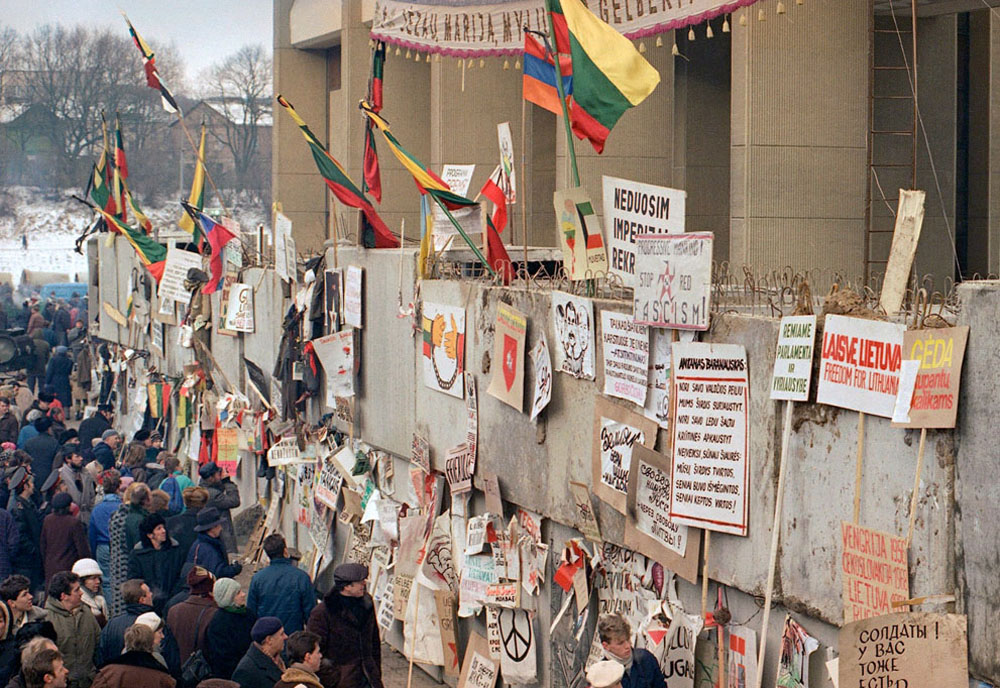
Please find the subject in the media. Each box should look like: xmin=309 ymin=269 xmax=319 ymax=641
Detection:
xmin=0 ymin=186 xmax=267 ymax=285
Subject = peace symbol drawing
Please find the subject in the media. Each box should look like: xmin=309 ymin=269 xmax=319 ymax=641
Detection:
xmin=498 ymin=609 xmax=533 ymax=662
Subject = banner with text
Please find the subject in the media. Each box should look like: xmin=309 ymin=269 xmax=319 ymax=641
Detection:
xmin=603 ymin=176 xmax=685 ymax=288
xmin=817 ymin=315 xmax=905 ymax=418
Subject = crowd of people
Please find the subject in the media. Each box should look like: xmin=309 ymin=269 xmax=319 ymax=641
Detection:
xmin=0 ymin=381 xmax=384 ymax=688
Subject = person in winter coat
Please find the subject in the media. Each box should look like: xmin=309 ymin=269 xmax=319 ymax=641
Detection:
xmin=96 ymin=580 xmax=153 ymax=668
xmin=25 ymin=308 xmax=44 ymax=339
xmin=126 ymin=514 xmax=184 ymax=615
xmin=165 ymin=567 xmax=217 ymax=665
xmin=0 ymin=501 xmax=19 ymax=582
xmin=164 ymin=488 xmax=207 ymax=560
xmin=23 ymin=418 xmax=57 ymax=491
xmin=230 ymin=617 xmax=285 ymax=688
xmin=90 ymin=623 xmax=174 ymax=688
xmin=26 ymin=333 xmax=49 ymax=398
xmin=9 ymin=470 xmax=43 ymax=595
xmin=184 ymin=508 xmax=241 ymax=580
xmin=131 ymin=611 xmax=181 ymax=678
xmin=44 ymin=572 xmax=100 ymax=688
xmin=16 ymin=412 xmax=41 ymax=450
xmin=70 ymin=560 xmax=107 ymax=628
xmin=44 ymin=349 xmax=73 ymax=410
xmin=157 ymin=458 xmax=193 ymax=516
xmin=56 ymin=447 xmax=95 ymax=525
xmin=90 ymin=432 xmax=119 ymax=474
xmin=87 ymin=471 xmax=121 ymax=604
xmin=272 ymin=631 xmax=323 ymax=688
xmin=0 ymin=400 xmax=20 ymax=447
xmin=202 ymin=579 xmax=254 ymax=681
xmin=77 ymin=408 xmax=113 ymax=457
xmin=197 ymin=464 xmax=240 ymax=553
xmin=0 ymin=575 xmax=47 ymax=639
xmin=108 ymin=483 xmax=150 ymax=617
xmin=39 ymin=494 xmax=90 ymax=585
xmin=306 ymin=563 xmax=382 ymax=688
xmin=246 ymin=534 xmax=315 ymax=634
xmin=2 ymin=635 xmax=59 ymax=688
xmin=595 ymin=613 xmax=666 ymax=688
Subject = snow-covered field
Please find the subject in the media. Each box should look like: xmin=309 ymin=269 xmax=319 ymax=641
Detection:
xmin=0 ymin=186 xmax=266 ymax=285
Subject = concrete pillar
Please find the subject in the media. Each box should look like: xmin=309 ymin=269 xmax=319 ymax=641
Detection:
xmin=986 ymin=10 xmax=1000 ymax=274
xmin=272 ymin=0 xmax=329 ymax=251
xmin=730 ymin=0 xmax=869 ymax=275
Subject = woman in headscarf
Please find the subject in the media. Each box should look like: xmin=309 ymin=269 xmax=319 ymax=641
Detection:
xmin=43 ymin=347 xmax=73 ymax=409
xmin=203 ymin=578 xmax=255 ymax=681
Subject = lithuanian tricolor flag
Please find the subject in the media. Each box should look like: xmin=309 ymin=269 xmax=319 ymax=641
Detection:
xmin=93 ymin=206 xmax=167 ymax=282
xmin=276 ymin=95 xmax=398 ymax=249
xmin=548 ymin=0 xmax=660 ymax=154
xmin=147 ymin=382 xmax=172 ymax=418
xmin=88 ymin=117 xmax=116 ymax=214
xmin=179 ymin=122 xmax=207 ymax=243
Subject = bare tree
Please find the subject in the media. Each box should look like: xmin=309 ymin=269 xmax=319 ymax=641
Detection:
xmin=201 ymin=44 xmax=271 ymax=198
xmin=0 ymin=25 xmax=20 ymax=103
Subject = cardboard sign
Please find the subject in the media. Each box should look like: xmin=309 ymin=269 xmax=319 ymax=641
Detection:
xmin=602 ymin=176 xmax=686 ymax=288
xmin=893 ymin=326 xmax=969 ymax=429
xmin=841 ymin=521 xmax=909 ymax=622
xmin=458 ymin=633 xmax=499 ymax=688
xmin=422 ymin=302 xmax=466 ymax=398
xmin=568 ymin=481 xmax=603 ymax=542
xmin=839 ymin=613 xmax=967 ymax=688
xmin=551 ymin=292 xmax=595 ymax=380
xmin=344 ymin=265 xmax=363 ymax=329
xmin=312 ymin=330 xmax=355 ymax=402
xmin=497 ymin=123 xmax=516 ymax=204
xmin=224 ymin=282 xmax=254 ymax=332
xmin=626 ymin=444 xmax=700 ymax=584
xmin=434 ymin=591 xmax=460 ymax=676
xmin=215 ymin=427 xmax=240 ymax=475
xmin=324 ymin=268 xmax=343 ymax=333
xmin=817 ymin=315 xmax=905 ymax=418
xmin=158 ymin=246 xmax=202 ymax=304
xmin=487 ymin=303 xmax=526 ymax=411
xmin=433 ymin=202 xmax=487 ymax=252
xmin=315 ymin=460 xmax=344 ymax=509
xmin=879 ymin=190 xmax=926 ymax=314
xmin=669 ymin=342 xmax=750 ymax=536
xmin=528 ymin=337 xmax=552 ymax=421
xmin=393 ymin=574 xmax=413 ymax=620
xmin=497 ymin=608 xmax=537 ymax=684
xmin=485 ymin=582 xmax=519 ymax=608
xmin=591 ymin=396 xmax=658 ymax=514
xmin=445 ymin=443 xmax=474 ymax=494
xmin=554 ymin=187 xmax=608 ymax=280
xmin=601 ymin=310 xmax=649 ymax=406
xmin=770 ymin=315 xmax=818 ymax=401
xmin=633 ymin=232 xmax=713 ymax=330
xmin=411 ymin=434 xmax=430 ymax=474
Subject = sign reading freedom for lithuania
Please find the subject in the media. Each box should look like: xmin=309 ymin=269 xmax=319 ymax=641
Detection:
xmin=633 ymin=233 xmax=712 ymax=330
xmin=816 ymin=315 xmax=905 ymax=418
xmin=602 ymin=176 xmax=685 ymax=288
xmin=770 ymin=315 xmax=817 ymax=401
xmin=669 ymin=342 xmax=749 ymax=536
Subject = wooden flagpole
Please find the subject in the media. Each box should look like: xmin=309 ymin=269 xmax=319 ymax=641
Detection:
xmin=544 ymin=1 xmax=581 ymax=188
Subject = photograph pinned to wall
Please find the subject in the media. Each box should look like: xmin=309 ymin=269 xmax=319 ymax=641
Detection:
xmin=776 ymin=616 xmax=819 ymax=688
xmin=422 ymin=302 xmax=466 ymax=399
xmin=601 ymin=310 xmax=649 ymax=407
xmin=633 ymin=232 xmax=713 ymax=330
xmin=591 ymin=396 xmax=658 ymax=514
xmin=625 ymin=444 xmax=700 ymax=583
xmin=551 ymin=292 xmax=595 ymax=380
xmin=311 ymin=330 xmax=356 ymax=403
xmin=344 ymin=265 xmax=363 ymax=328
xmin=497 ymin=122 xmax=516 ymax=204
xmin=487 ymin=302 xmax=527 ymax=411
xmin=224 ymin=282 xmax=255 ymax=333
xmin=554 ymin=187 xmax=608 ymax=280
xmin=529 ymin=337 xmax=552 ymax=421
xmin=324 ymin=268 xmax=343 ymax=333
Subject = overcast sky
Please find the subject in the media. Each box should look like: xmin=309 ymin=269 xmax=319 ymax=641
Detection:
xmin=4 ymin=0 xmax=273 ymax=79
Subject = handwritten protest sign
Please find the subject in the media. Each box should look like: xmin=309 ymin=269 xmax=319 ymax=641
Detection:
xmin=422 ymin=302 xmax=465 ymax=399
xmin=770 ymin=315 xmax=817 ymax=401
xmin=601 ymin=311 xmax=649 ymax=407
xmin=497 ymin=608 xmax=537 ymax=684
xmin=215 ymin=427 xmax=239 ymax=475
xmin=603 ymin=176 xmax=686 ymax=288
xmin=643 ymin=328 xmax=673 ymax=429
xmin=551 ymin=292 xmax=595 ymax=380
xmin=591 ymin=396 xmax=658 ymax=514
xmin=529 ymin=338 xmax=552 ymax=421
xmin=344 ymin=265 xmax=363 ymax=328
xmin=569 ymin=481 xmax=603 ymax=542
xmin=434 ymin=591 xmax=460 ymax=676
xmin=892 ymin=326 xmax=968 ymax=429
xmin=626 ymin=445 xmax=700 ymax=583
xmin=466 ymin=373 xmax=478 ymax=459
xmin=839 ymin=612 xmax=967 ymax=688
xmin=445 ymin=443 xmax=474 ymax=494
xmin=486 ymin=583 xmax=519 ymax=609
xmin=315 ymin=460 xmax=344 ymax=509
xmin=487 ymin=303 xmax=526 ymax=411
xmin=817 ymin=315 xmax=905 ymax=418
xmin=669 ymin=342 xmax=749 ymax=536
xmin=267 ymin=437 xmax=308 ymax=467
xmin=554 ymin=187 xmax=608 ymax=281
xmin=458 ymin=633 xmax=499 ymax=688
xmin=158 ymin=247 xmax=202 ymax=304
xmin=411 ymin=434 xmax=430 ymax=474
xmin=633 ymin=233 xmax=712 ymax=330
xmin=841 ymin=521 xmax=909 ymax=623
xmin=224 ymin=282 xmax=254 ymax=332
xmin=312 ymin=331 xmax=355 ymax=402
xmin=459 ymin=554 xmax=498 ymax=616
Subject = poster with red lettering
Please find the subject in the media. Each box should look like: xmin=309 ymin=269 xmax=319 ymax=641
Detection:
xmin=816 ymin=315 xmax=905 ymax=418
xmin=892 ymin=326 xmax=968 ymax=429
xmin=840 ymin=521 xmax=909 ymax=623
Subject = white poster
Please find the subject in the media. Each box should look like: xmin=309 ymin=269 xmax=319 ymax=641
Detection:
xmin=770 ymin=315 xmax=817 ymax=401
xmin=669 ymin=342 xmax=750 ymax=537
xmin=816 ymin=315 xmax=905 ymax=419
xmin=497 ymin=608 xmax=537 ymax=684
xmin=422 ymin=302 xmax=466 ymax=399
xmin=223 ymin=282 xmax=254 ymax=332
xmin=551 ymin=291 xmax=595 ymax=379
xmin=528 ymin=337 xmax=552 ymax=421
xmin=274 ymin=212 xmax=293 ymax=284
xmin=404 ymin=580 xmax=445 ymax=666
xmin=459 ymin=554 xmax=499 ymax=617
xmin=432 ymin=164 xmax=479 ymax=250
xmin=312 ymin=331 xmax=355 ymax=402
xmin=497 ymin=124 xmax=516 ymax=204
xmin=727 ymin=626 xmax=758 ymax=688
xmin=344 ymin=265 xmax=363 ymax=329
xmin=158 ymin=246 xmax=203 ymax=304
xmin=603 ymin=176 xmax=686 ymax=288
xmin=633 ymin=233 xmax=713 ymax=330
xmin=643 ymin=328 xmax=672 ymax=429
xmin=601 ymin=310 xmax=649 ymax=407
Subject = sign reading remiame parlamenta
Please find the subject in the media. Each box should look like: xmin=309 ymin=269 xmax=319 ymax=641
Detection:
xmin=602 ymin=176 xmax=686 ymax=288
xmin=770 ymin=315 xmax=817 ymax=401
xmin=839 ymin=612 xmax=967 ymax=688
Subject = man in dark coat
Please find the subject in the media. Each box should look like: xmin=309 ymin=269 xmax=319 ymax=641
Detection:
xmin=0 ymin=505 xmax=18 ymax=582
xmin=89 ymin=623 xmax=174 ymax=688
xmin=197 ymin=463 xmax=240 ymax=553
xmin=39 ymin=494 xmax=90 ymax=585
xmin=44 ymin=348 xmax=73 ymax=410
xmin=57 ymin=447 xmax=95 ymax=525
xmin=164 ymin=488 xmax=208 ymax=559
xmin=230 ymin=617 xmax=285 ymax=688
xmin=126 ymin=514 xmax=184 ymax=615
xmin=203 ymin=578 xmax=254 ymax=680
xmin=0 ymin=399 xmax=20 ymax=446
xmin=78 ymin=406 xmax=113 ymax=454
xmin=306 ymin=563 xmax=382 ymax=688
xmin=165 ymin=567 xmax=217 ymax=665
xmin=246 ymin=534 xmax=315 ymax=634
xmin=96 ymin=580 xmax=154 ymax=667
xmin=91 ymin=432 xmax=120 ymax=473
xmin=9 ymin=470 xmax=43 ymax=594
xmin=184 ymin=508 xmax=241 ymax=580
xmin=23 ymin=417 xmax=58 ymax=489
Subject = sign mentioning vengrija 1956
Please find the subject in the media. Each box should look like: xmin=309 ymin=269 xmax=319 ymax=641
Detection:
xmin=633 ymin=233 xmax=712 ymax=330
